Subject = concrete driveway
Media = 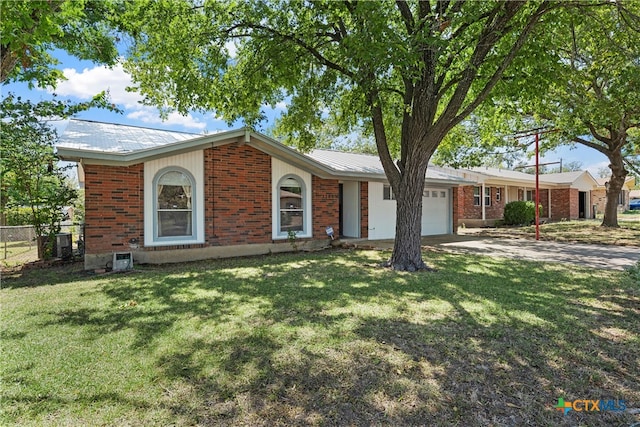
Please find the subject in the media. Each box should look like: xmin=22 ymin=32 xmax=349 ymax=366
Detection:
xmin=347 ymin=235 xmax=640 ymax=271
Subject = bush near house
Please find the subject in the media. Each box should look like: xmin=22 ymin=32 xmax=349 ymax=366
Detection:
xmin=503 ymin=201 xmax=541 ymax=226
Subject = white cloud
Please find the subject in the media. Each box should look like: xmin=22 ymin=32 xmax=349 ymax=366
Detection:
xmin=127 ymin=109 xmax=207 ymax=130
xmin=275 ymin=101 xmax=288 ymax=110
xmin=52 ymin=64 xmax=142 ymax=108
xmin=45 ymin=64 xmax=209 ymax=131
xmin=224 ymin=40 xmax=238 ymax=59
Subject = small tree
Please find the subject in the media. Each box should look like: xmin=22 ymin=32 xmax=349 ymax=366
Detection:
xmin=0 ymin=94 xmax=115 ymax=258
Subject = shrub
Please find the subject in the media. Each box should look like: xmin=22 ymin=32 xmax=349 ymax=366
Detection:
xmin=504 ymin=201 xmax=542 ymax=226
xmin=5 ymin=207 xmax=35 ymax=226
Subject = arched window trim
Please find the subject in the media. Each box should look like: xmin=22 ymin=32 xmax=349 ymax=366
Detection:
xmin=152 ymin=166 xmax=197 ymax=242
xmin=277 ymin=174 xmax=307 ymax=237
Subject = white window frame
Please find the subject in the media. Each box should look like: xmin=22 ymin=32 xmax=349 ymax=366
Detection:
xmin=496 ymin=188 xmax=501 ymax=202
xmin=526 ymin=190 xmax=534 ymax=202
xmin=277 ymin=174 xmax=307 ymax=237
xmin=383 ymin=184 xmax=396 ymax=200
xmin=144 ymin=150 xmax=205 ymax=247
xmin=153 ymin=167 xmax=197 ymax=243
xmin=473 ymin=186 xmax=481 ymax=206
xmin=484 ymin=187 xmax=491 ymax=206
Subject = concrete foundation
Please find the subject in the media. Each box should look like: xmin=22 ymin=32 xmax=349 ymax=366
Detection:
xmin=84 ymin=239 xmax=331 ymax=270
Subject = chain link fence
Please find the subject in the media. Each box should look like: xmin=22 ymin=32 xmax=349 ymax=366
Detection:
xmin=1 ymin=223 xmax=83 ymax=268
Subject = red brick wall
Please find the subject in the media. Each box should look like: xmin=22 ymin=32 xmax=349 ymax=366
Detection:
xmin=312 ymin=176 xmax=340 ymax=238
xmin=84 ymin=144 xmax=349 ymax=257
xmin=592 ymin=189 xmax=607 ymax=215
xmin=550 ymin=188 xmax=579 ymax=220
xmin=360 ymin=181 xmax=368 ymax=238
xmin=84 ymin=164 xmax=144 ymax=254
xmin=206 ymin=144 xmax=272 ymax=245
xmin=524 ymin=189 xmax=550 ymax=217
xmin=486 ymin=187 xmax=505 ymax=219
xmin=459 ymin=185 xmax=505 ymax=220
xmin=452 ymin=187 xmax=460 ymax=232
xmin=538 ymin=189 xmax=549 ymax=217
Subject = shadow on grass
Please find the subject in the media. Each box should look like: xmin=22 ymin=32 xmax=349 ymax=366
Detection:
xmin=6 ymin=249 xmax=640 ymax=426
xmin=1 ymin=260 xmax=98 ymax=289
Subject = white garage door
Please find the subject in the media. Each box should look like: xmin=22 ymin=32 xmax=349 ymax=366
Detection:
xmin=367 ymin=182 xmax=450 ymax=239
xmin=421 ymin=188 xmax=449 ymax=235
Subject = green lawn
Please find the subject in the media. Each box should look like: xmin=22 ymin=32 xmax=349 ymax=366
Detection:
xmin=2 ymin=249 xmax=639 ymax=426
xmin=472 ymin=213 xmax=640 ymax=246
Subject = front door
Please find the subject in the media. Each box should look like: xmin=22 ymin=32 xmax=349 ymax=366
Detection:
xmin=579 ymin=191 xmax=586 ymax=218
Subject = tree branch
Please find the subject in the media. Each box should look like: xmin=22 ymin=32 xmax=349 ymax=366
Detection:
xmin=395 ymin=0 xmax=415 ymax=34
xmin=368 ymin=88 xmax=401 ymax=188
xmin=586 ymin=121 xmax=613 ymax=145
xmin=445 ymin=2 xmax=552 ymax=132
xmin=234 ymin=22 xmax=355 ymax=79
xmin=572 ymin=135 xmax=610 ymax=156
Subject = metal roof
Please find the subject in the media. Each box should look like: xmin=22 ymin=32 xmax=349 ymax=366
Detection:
xmin=58 ymin=119 xmax=204 ymax=153
xmin=467 ymin=167 xmax=598 ymax=187
xmin=307 ymin=149 xmax=467 ymax=183
xmin=56 ymin=120 xmax=469 ymax=185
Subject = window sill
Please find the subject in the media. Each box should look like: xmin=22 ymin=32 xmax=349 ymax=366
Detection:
xmin=273 ymin=233 xmax=311 ymax=240
xmin=146 ymin=238 xmax=204 ymax=247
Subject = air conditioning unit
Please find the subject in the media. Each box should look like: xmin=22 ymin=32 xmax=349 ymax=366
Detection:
xmin=56 ymin=233 xmax=72 ymax=259
xmin=113 ymin=252 xmax=133 ymax=271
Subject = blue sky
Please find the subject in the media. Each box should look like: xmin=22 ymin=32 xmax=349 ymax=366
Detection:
xmin=2 ymin=50 xmax=610 ymax=177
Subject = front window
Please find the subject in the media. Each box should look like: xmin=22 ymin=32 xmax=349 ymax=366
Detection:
xmin=484 ymin=187 xmax=491 ymax=206
xmin=279 ymin=176 xmax=304 ymax=234
xmin=383 ymin=185 xmax=395 ymax=200
xmin=156 ymin=170 xmax=194 ymax=238
xmin=473 ymin=187 xmax=481 ymax=206
xmin=526 ymin=190 xmax=534 ymax=202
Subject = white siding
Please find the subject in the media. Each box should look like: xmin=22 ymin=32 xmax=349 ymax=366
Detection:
xmin=342 ymin=181 xmax=360 ymax=238
xmin=421 ymin=188 xmax=450 ymax=235
xmin=368 ymin=182 xmax=450 ymax=239
xmin=272 ymin=158 xmax=313 ymax=239
xmin=368 ymin=182 xmax=396 ymax=239
xmin=144 ymin=150 xmax=205 ymax=246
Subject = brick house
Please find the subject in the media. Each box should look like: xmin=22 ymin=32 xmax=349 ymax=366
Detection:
xmin=58 ymin=120 xmax=466 ymax=269
xmin=592 ymin=177 xmax=636 ymax=213
xmin=431 ymin=166 xmax=600 ymax=227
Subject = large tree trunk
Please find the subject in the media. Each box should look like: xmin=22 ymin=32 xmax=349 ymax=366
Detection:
xmin=602 ymin=152 xmax=627 ymax=227
xmin=388 ymin=159 xmax=431 ymax=271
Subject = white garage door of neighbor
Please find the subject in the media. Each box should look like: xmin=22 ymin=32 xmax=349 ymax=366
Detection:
xmin=421 ymin=188 xmax=449 ymax=235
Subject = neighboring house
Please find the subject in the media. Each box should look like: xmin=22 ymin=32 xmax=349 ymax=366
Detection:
xmin=592 ymin=177 xmax=636 ymax=213
xmin=57 ymin=119 xmax=467 ymax=269
xmin=430 ymin=166 xmax=600 ymax=227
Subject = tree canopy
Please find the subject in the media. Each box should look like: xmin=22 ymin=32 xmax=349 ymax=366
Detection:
xmin=437 ymin=1 xmax=640 ymax=226
xmin=0 ymin=0 xmax=118 ymax=86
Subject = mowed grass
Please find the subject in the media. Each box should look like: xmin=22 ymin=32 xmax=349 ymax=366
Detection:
xmin=474 ymin=213 xmax=640 ymax=246
xmin=1 ymin=249 xmax=639 ymax=426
